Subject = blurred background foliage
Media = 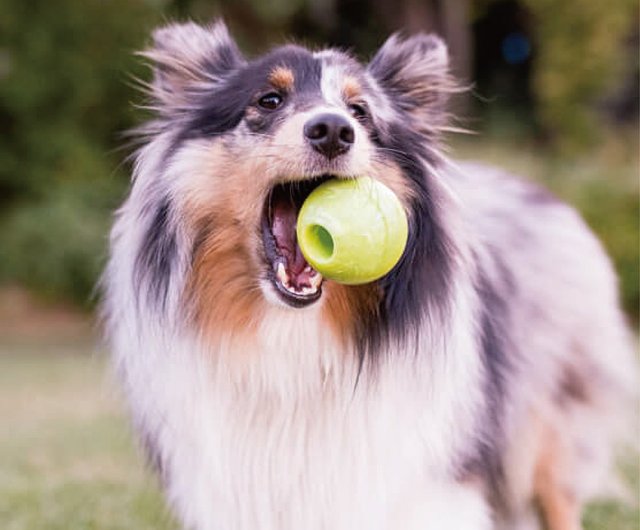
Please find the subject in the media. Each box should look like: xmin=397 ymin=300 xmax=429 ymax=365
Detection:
xmin=0 ymin=0 xmax=637 ymax=321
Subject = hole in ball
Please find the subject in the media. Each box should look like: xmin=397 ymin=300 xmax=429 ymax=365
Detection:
xmin=306 ymin=224 xmax=334 ymax=262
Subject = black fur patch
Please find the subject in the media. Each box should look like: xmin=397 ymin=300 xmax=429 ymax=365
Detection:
xmin=367 ymin=33 xmax=450 ymax=129
xmin=460 ymin=255 xmax=516 ymax=508
xmin=185 ymin=45 xmax=322 ymax=139
xmin=355 ymin=119 xmax=455 ymax=362
xmin=140 ymin=425 xmax=166 ymax=481
xmin=201 ymin=38 xmax=245 ymax=80
xmin=556 ymin=362 xmax=591 ymax=406
xmin=135 ymin=197 xmax=177 ymax=310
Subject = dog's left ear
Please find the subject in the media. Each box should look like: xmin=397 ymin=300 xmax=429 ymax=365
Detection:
xmin=368 ymin=33 xmax=454 ymax=131
xmin=141 ymin=20 xmax=246 ymax=112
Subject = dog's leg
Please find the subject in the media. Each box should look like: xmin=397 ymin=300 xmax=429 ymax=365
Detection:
xmin=533 ymin=422 xmax=582 ymax=530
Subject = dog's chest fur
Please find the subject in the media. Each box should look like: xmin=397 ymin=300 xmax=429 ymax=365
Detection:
xmin=125 ymin=306 xmax=485 ymax=530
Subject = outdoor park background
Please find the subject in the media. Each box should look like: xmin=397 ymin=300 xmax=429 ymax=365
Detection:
xmin=0 ymin=0 xmax=638 ymax=528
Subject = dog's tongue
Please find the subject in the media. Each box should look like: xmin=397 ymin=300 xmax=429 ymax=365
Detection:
xmin=271 ymin=194 xmax=309 ymax=276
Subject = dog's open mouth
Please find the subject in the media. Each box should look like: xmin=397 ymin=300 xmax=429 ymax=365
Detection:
xmin=262 ymin=177 xmax=329 ymax=308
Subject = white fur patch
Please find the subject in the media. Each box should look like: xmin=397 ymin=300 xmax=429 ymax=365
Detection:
xmin=106 ymin=277 xmax=488 ymax=529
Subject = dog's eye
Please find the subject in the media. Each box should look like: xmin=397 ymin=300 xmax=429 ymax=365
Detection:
xmin=258 ymin=93 xmax=284 ymax=110
xmin=348 ymin=103 xmax=368 ymax=121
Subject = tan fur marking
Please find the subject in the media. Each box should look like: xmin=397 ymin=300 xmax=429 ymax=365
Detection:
xmin=533 ymin=421 xmax=582 ymax=530
xmin=323 ymin=282 xmax=381 ymax=345
xmin=187 ymin=213 xmax=265 ymax=343
xmin=342 ymin=76 xmax=362 ymax=100
xmin=269 ymin=66 xmax=295 ymax=91
xmin=176 ymin=141 xmax=268 ymax=231
xmin=176 ymin=143 xmax=269 ymax=343
xmin=370 ymin=159 xmax=416 ymax=206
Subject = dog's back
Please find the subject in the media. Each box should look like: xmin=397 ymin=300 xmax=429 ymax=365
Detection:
xmin=449 ymin=161 xmax=636 ymax=528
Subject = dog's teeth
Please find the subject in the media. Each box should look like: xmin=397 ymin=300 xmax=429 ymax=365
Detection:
xmin=276 ymin=261 xmax=322 ymax=297
xmin=276 ymin=262 xmax=289 ymax=285
xmin=281 ymin=283 xmax=319 ymax=296
xmin=310 ymin=273 xmax=323 ymax=289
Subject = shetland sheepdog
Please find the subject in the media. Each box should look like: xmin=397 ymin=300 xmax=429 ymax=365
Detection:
xmin=103 ymin=20 xmax=636 ymax=530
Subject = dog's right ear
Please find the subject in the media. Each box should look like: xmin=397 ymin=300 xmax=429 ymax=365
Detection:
xmin=368 ymin=33 xmax=454 ymax=134
xmin=140 ymin=20 xmax=245 ymax=111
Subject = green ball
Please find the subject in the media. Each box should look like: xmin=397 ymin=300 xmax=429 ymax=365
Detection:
xmin=296 ymin=177 xmax=409 ymax=285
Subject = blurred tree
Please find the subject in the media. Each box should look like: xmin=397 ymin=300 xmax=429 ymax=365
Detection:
xmin=0 ymin=0 xmax=163 ymax=303
xmin=370 ymin=0 xmax=473 ymax=85
xmin=0 ymin=0 xmax=162 ymax=205
xmin=136 ymin=0 xmax=638 ymax=151
xmin=522 ymin=0 xmax=638 ymax=149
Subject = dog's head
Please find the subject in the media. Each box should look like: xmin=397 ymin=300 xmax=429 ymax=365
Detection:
xmin=131 ymin=21 xmax=459 ymax=347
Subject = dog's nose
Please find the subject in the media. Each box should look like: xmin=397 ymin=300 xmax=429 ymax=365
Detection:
xmin=303 ymin=113 xmax=354 ymax=159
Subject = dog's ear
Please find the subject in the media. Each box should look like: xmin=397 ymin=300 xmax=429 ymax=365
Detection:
xmin=140 ymin=20 xmax=245 ymax=111
xmin=368 ymin=33 xmax=455 ymax=132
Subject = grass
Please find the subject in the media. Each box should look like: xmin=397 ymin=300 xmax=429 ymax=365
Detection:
xmin=0 ymin=341 xmax=177 ymax=530
xmin=0 ymin=337 xmax=637 ymax=529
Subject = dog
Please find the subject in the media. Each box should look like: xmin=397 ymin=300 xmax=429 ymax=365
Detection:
xmin=102 ymin=20 xmax=636 ymax=530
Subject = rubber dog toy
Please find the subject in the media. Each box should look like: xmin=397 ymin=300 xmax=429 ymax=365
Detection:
xmin=297 ymin=177 xmax=408 ymax=285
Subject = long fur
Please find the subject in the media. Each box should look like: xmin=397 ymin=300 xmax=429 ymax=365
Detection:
xmin=103 ymin=20 xmax=637 ymax=530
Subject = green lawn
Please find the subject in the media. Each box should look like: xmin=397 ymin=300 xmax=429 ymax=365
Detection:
xmin=0 ymin=341 xmax=177 ymax=530
xmin=0 ymin=340 xmax=637 ymax=529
